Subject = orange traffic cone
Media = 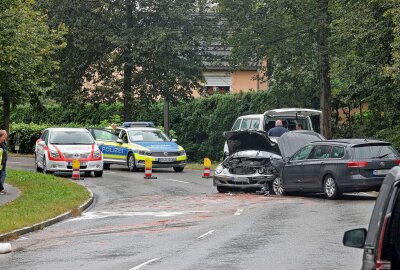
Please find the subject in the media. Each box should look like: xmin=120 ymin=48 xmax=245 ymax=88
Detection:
xmin=71 ymin=159 xmax=82 ymax=180
xmin=144 ymin=158 xmax=157 ymax=179
xmin=202 ymin=157 xmax=212 ymax=178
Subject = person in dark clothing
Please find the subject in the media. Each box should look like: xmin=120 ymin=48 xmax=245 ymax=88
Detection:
xmin=0 ymin=130 xmax=8 ymax=195
xmin=268 ymin=120 xmax=289 ymax=137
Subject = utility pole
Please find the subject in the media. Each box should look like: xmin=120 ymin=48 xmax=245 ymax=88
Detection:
xmin=163 ymin=98 xmax=170 ymax=136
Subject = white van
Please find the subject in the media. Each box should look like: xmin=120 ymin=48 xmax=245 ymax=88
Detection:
xmin=223 ymin=108 xmax=322 ymax=157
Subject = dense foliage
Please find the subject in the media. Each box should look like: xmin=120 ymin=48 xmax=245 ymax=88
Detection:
xmin=10 ymin=92 xmax=400 ymax=160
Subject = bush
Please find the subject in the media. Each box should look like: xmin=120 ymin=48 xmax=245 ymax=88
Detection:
xmin=9 ymin=123 xmax=49 ymax=154
xmin=374 ymin=124 xmax=400 ymax=151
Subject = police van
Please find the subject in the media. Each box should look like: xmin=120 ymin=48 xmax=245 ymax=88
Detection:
xmin=88 ymin=122 xmax=187 ymax=172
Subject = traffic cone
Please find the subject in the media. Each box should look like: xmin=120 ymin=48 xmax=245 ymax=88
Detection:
xmin=144 ymin=157 xmax=157 ymax=179
xmin=71 ymin=159 xmax=82 ymax=180
xmin=202 ymin=157 xmax=212 ymax=178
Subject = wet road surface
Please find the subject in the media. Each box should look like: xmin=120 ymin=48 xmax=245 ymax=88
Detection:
xmin=1 ymin=157 xmax=376 ymax=270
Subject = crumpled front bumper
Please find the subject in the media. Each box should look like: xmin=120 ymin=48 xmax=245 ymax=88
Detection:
xmin=213 ymin=172 xmax=275 ymax=189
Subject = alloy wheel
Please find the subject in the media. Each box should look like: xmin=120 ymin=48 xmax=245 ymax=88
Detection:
xmin=272 ymin=177 xmax=284 ymax=196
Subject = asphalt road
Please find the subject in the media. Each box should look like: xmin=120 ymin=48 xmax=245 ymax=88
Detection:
xmin=0 ymin=157 xmax=376 ymax=270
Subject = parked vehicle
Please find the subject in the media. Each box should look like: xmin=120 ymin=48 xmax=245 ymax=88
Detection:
xmin=223 ymin=108 xmax=321 ymax=157
xmin=35 ymin=128 xmax=103 ymax=176
xmin=88 ymin=122 xmax=187 ymax=172
xmin=214 ymin=130 xmax=324 ymax=193
xmin=275 ymin=138 xmax=400 ymax=199
xmin=343 ymin=166 xmax=400 ymax=270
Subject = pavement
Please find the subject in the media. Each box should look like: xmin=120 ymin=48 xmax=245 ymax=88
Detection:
xmin=0 ymin=183 xmax=21 ymax=206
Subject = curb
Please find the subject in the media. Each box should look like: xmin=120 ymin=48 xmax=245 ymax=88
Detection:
xmin=0 ymin=187 xmax=94 ymax=242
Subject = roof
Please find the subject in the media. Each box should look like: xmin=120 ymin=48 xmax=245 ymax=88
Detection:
xmin=48 ymin=128 xmax=89 ymax=132
xmin=122 ymin=127 xmax=160 ymax=132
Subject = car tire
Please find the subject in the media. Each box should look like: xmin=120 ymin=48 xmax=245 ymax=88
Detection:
xmin=173 ymin=166 xmax=184 ymax=172
xmin=127 ymin=153 xmax=137 ymax=172
xmin=35 ymin=155 xmax=43 ymax=172
xmin=272 ymin=176 xmax=285 ymax=196
xmin=103 ymin=163 xmax=110 ymax=170
xmin=323 ymin=175 xmax=342 ymax=200
xmin=42 ymin=157 xmax=52 ymax=174
xmin=94 ymin=170 xmax=103 ymax=177
xmin=84 ymin=171 xmax=92 ymax=177
xmin=217 ymin=186 xmax=227 ymax=193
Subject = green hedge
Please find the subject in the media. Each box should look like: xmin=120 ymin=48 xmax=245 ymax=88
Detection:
xmin=10 ymin=91 xmax=273 ymax=160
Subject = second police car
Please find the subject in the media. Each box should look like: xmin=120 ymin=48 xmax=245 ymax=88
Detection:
xmin=88 ymin=122 xmax=187 ymax=172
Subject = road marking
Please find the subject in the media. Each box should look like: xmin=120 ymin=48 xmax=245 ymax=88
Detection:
xmin=16 ymin=237 xmax=29 ymax=241
xmin=197 ymin=230 xmax=214 ymax=239
xmin=68 ymin=210 xmax=212 ymax=221
xmin=234 ymin=209 xmax=243 ymax=216
xmin=360 ymin=192 xmax=376 ymax=197
xmin=129 ymin=258 xmax=160 ymax=270
xmin=166 ymin=178 xmax=190 ymax=184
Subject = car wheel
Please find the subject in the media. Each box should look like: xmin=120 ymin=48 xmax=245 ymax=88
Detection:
xmin=103 ymin=163 xmax=110 ymax=170
xmin=94 ymin=170 xmax=103 ymax=177
xmin=323 ymin=175 xmax=342 ymax=199
xmin=43 ymin=157 xmax=51 ymax=174
xmin=35 ymin=155 xmax=43 ymax=172
xmin=173 ymin=166 xmax=184 ymax=172
xmin=272 ymin=176 xmax=285 ymax=196
xmin=127 ymin=153 xmax=137 ymax=172
xmin=217 ymin=186 xmax=227 ymax=193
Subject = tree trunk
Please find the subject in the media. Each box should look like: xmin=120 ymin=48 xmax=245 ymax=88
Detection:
xmin=317 ymin=0 xmax=332 ymax=139
xmin=123 ymin=1 xmax=134 ymax=121
xmin=2 ymin=96 xmax=10 ymax=133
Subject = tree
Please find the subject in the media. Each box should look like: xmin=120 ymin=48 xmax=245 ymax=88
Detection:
xmin=0 ymin=0 xmax=66 ymax=132
xmin=39 ymin=0 xmax=216 ymax=121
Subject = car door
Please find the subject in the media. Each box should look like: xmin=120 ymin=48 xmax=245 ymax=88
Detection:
xmin=387 ymin=185 xmax=400 ymax=269
xmin=282 ymin=144 xmax=314 ymax=191
xmin=91 ymin=129 xmax=127 ymax=164
xmin=36 ymin=129 xmax=49 ymax=167
xmin=303 ymin=145 xmax=333 ymax=191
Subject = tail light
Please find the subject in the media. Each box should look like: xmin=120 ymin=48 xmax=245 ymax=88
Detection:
xmin=395 ymin=160 xmax=400 ymax=165
xmin=376 ymin=215 xmax=391 ymax=270
xmin=347 ymin=161 xmax=368 ymax=168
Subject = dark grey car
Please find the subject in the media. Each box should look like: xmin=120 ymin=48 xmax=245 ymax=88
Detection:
xmin=343 ymin=166 xmax=400 ymax=269
xmin=275 ymin=139 xmax=400 ymax=199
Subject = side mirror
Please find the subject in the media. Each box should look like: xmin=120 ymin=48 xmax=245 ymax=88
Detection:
xmin=38 ymin=141 xmax=46 ymax=146
xmin=96 ymin=141 xmax=105 ymax=146
xmin=343 ymin=228 xmax=367 ymax=249
xmin=171 ymin=138 xmax=177 ymax=143
xmin=223 ymin=131 xmax=227 ymax=137
xmin=116 ymin=138 xmax=124 ymax=144
xmin=283 ymin=157 xmax=290 ymax=163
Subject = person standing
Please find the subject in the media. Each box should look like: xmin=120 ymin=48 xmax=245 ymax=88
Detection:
xmin=0 ymin=130 xmax=8 ymax=195
xmin=268 ymin=120 xmax=289 ymax=137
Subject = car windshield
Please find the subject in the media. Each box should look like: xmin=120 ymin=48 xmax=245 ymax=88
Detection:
xmin=353 ymin=145 xmax=399 ymax=159
xmin=128 ymin=130 xmax=170 ymax=142
xmin=50 ymin=131 xmax=94 ymax=145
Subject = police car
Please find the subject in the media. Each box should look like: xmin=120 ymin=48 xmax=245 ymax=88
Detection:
xmin=88 ymin=122 xmax=187 ymax=172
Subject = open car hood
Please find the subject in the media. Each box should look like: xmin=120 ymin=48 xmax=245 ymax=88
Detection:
xmin=264 ymin=108 xmax=322 ymax=117
xmin=225 ymin=130 xmax=280 ymax=156
xmin=277 ymin=130 xmax=325 ymax=158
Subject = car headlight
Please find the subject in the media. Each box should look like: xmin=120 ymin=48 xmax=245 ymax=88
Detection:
xmin=179 ymin=150 xmax=186 ymax=156
xmin=215 ymin=164 xmax=224 ymax=174
xmin=138 ymin=150 xmax=152 ymax=156
xmin=49 ymin=149 xmax=60 ymax=158
xmin=93 ymin=150 xmax=101 ymax=158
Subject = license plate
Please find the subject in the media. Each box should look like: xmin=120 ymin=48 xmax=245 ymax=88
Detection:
xmin=232 ymin=177 xmax=249 ymax=184
xmin=159 ymin=157 xmax=176 ymax=162
xmin=373 ymin=169 xmax=390 ymax=176
xmin=68 ymin=162 xmax=86 ymax=166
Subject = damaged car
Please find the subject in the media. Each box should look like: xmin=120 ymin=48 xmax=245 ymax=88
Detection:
xmin=213 ymin=130 xmax=325 ymax=194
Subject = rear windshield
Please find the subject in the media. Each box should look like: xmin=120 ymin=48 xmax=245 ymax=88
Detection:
xmin=265 ymin=117 xmax=310 ymax=132
xmin=50 ymin=131 xmax=94 ymax=145
xmin=353 ymin=145 xmax=399 ymax=159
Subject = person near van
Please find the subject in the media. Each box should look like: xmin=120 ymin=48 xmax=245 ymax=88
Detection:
xmin=0 ymin=130 xmax=8 ymax=195
xmin=268 ymin=120 xmax=289 ymax=137
xmin=296 ymin=123 xmax=304 ymax=130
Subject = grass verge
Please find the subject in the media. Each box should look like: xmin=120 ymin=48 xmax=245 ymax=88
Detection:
xmin=0 ymin=169 xmax=90 ymax=234
xmin=186 ymin=162 xmax=218 ymax=170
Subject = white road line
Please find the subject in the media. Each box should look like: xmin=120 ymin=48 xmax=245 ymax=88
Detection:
xmin=197 ymin=230 xmax=215 ymax=239
xmin=360 ymin=192 xmax=376 ymax=197
xmin=129 ymin=258 xmax=160 ymax=270
xmin=234 ymin=209 xmax=243 ymax=216
xmin=166 ymin=178 xmax=190 ymax=184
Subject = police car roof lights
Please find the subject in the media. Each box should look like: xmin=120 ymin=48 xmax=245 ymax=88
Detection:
xmin=123 ymin=122 xmax=155 ymax=128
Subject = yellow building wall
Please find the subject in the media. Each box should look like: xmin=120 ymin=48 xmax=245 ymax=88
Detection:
xmin=231 ymin=71 xmax=268 ymax=93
